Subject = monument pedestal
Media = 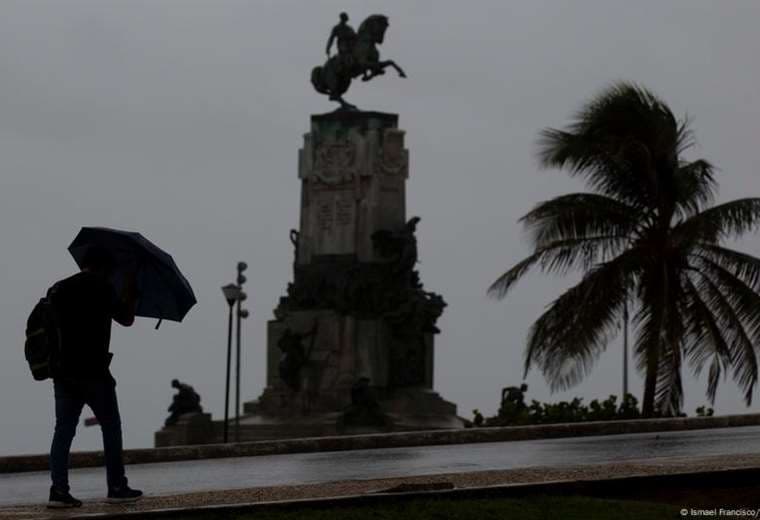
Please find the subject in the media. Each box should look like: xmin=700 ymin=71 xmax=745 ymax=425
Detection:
xmin=154 ymin=413 xmax=214 ymax=448
xmin=155 ymin=111 xmax=461 ymax=447
xmin=238 ymin=111 xmax=462 ymax=440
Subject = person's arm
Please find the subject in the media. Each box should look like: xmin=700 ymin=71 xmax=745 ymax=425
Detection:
xmin=113 ymin=271 xmax=137 ymax=327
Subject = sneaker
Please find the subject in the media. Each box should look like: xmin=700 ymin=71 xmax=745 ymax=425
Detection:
xmin=106 ymin=485 xmax=143 ymax=504
xmin=47 ymin=487 xmax=83 ymax=509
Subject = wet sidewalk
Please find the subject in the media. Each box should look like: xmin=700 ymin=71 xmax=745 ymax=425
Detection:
xmin=3 ymin=453 xmax=760 ymax=519
xmin=5 ymin=426 xmax=760 ymax=508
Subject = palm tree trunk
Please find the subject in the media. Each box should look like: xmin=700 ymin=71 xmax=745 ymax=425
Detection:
xmin=641 ymin=256 xmax=671 ymax=418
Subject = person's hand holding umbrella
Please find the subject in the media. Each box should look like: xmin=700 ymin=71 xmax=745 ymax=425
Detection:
xmin=114 ymin=268 xmax=139 ymax=327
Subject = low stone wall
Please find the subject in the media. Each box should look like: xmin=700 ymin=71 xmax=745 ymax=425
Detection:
xmin=3 ymin=413 xmax=760 ymax=474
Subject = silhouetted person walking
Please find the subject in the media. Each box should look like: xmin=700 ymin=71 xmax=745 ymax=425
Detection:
xmin=47 ymin=247 xmax=142 ymax=508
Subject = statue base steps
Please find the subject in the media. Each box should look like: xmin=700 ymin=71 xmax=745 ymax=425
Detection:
xmin=154 ymin=413 xmax=214 ymax=448
xmin=153 ymin=391 xmax=463 ymax=448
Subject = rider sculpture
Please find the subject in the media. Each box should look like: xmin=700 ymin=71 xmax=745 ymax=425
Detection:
xmin=326 ymin=13 xmax=356 ymax=63
xmin=312 ymin=13 xmax=406 ymax=110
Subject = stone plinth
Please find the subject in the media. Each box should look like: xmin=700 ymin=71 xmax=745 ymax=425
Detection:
xmin=242 ymin=111 xmax=462 ymax=439
xmin=154 ymin=413 xmax=213 ymax=448
xmin=297 ymin=111 xmax=408 ymax=264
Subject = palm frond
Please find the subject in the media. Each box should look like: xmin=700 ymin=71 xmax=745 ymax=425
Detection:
xmin=696 ymin=244 xmax=760 ymax=291
xmin=488 ymin=235 xmax=629 ymax=299
xmin=681 ymin=277 xmax=731 ymax=402
xmin=520 ymin=193 xmax=638 ymax=248
xmin=688 ymin=254 xmax=760 ymax=404
xmin=675 ymin=114 xmax=696 ymax=155
xmin=673 ymin=198 xmax=760 ymax=246
xmin=537 ymin=82 xmax=687 ymax=212
xmin=684 ymin=269 xmax=754 ymax=403
xmin=573 ymin=82 xmax=677 ymax=156
xmin=654 ymin=334 xmax=684 ymax=416
xmin=673 ymin=159 xmax=717 ymax=219
xmin=538 ymin=131 xmax=655 ymax=208
xmin=537 ymin=128 xmax=591 ymax=171
xmin=488 ymin=253 xmax=541 ymax=300
xmin=524 ymin=251 xmax=637 ymax=391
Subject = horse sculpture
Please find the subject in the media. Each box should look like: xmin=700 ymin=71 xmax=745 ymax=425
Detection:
xmin=311 ymin=14 xmax=406 ymax=110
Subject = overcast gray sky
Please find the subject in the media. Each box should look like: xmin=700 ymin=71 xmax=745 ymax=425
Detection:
xmin=2 ymin=0 xmax=760 ymax=456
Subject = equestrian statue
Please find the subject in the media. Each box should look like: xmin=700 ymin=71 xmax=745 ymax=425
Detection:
xmin=312 ymin=13 xmax=406 ymax=110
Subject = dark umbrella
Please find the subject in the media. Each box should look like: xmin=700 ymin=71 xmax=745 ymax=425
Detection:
xmin=68 ymin=227 xmax=197 ymax=328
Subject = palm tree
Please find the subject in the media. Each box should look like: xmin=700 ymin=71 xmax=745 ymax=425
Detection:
xmin=489 ymin=82 xmax=760 ymax=417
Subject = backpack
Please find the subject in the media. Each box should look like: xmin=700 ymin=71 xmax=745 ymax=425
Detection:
xmin=24 ymin=285 xmax=62 ymax=381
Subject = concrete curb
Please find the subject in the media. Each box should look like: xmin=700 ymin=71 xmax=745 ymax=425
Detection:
xmin=45 ymin=465 xmax=760 ymax=519
xmin=3 ymin=413 xmax=760 ymax=474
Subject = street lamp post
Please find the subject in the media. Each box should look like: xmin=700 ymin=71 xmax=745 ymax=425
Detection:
xmin=221 ymin=283 xmax=241 ymax=444
xmin=235 ymin=262 xmax=249 ymax=443
xmin=623 ymin=300 xmax=629 ymax=398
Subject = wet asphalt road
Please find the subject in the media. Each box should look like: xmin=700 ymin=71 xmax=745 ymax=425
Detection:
xmin=3 ymin=425 xmax=760 ymax=506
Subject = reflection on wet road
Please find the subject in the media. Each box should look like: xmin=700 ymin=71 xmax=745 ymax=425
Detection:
xmin=3 ymin=425 xmax=760 ymax=505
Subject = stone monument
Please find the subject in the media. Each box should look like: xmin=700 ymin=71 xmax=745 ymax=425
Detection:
xmin=154 ymin=13 xmax=461 ymax=446
xmin=164 ymin=379 xmax=204 ymax=426
xmin=155 ymin=379 xmax=213 ymax=447
xmin=242 ymin=108 xmax=461 ymax=437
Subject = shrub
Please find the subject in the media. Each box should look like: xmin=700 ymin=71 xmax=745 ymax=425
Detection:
xmin=477 ymin=384 xmax=642 ymax=426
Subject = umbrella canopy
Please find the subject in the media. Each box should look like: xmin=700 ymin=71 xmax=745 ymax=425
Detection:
xmin=68 ymin=227 xmax=197 ymax=325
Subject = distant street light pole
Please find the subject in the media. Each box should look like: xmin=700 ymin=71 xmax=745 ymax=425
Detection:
xmin=235 ymin=262 xmax=249 ymax=443
xmin=623 ymin=300 xmax=629 ymax=398
xmin=221 ymin=283 xmax=241 ymax=444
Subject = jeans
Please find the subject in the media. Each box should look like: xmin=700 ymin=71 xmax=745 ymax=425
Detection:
xmin=50 ymin=376 xmax=128 ymax=492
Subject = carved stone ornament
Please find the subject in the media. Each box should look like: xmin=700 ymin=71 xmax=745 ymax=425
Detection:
xmin=311 ymin=137 xmax=358 ymax=185
xmin=375 ymin=130 xmax=407 ymax=176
